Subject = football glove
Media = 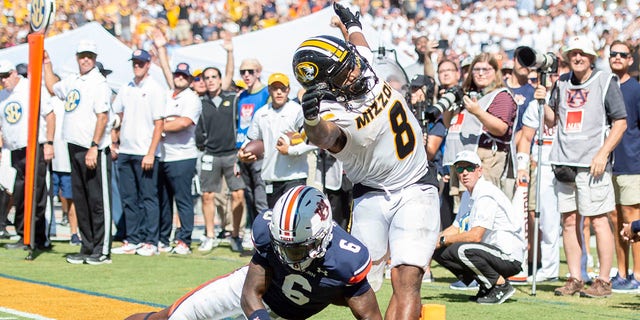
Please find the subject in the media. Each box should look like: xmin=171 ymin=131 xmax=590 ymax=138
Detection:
xmin=301 ymin=84 xmax=335 ymax=121
xmin=333 ymin=2 xmax=361 ymax=30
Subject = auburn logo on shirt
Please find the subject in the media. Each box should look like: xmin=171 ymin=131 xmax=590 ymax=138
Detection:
xmin=3 ymin=102 xmax=22 ymax=124
xmin=565 ymin=88 xmax=590 ymax=109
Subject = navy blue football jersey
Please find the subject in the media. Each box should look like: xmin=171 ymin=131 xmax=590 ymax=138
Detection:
xmin=251 ymin=210 xmax=372 ymax=319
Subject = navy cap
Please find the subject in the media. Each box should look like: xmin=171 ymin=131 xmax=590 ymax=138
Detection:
xmin=130 ymin=49 xmax=151 ymax=62
xmin=173 ymin=62 xmax=191 ymax=78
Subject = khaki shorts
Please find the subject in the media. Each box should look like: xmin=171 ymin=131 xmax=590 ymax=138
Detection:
xmin=613 ymin=174 xmax=640 ymax=206
xmin=557 ymin=167 xmax=615 ymax=216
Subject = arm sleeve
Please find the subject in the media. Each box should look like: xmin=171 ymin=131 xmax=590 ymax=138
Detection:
xmin=604 ymin=77 xmax=627 ymax=120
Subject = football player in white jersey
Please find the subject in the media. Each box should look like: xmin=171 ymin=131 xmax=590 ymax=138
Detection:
xmin=291 ymin=4 xmax=440 ymax=319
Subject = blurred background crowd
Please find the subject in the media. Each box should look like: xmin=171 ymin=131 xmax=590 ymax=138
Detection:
xmin=0 ymin=0 xmax=639 ymax=73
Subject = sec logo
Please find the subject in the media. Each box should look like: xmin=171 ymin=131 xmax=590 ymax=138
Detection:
xmin=64 ymin=89 xmax=81 ymax=112
xmin=3 ymin=102 xmax=22 ymax=124
xmin=30 ymin=0 xmax=56 ymax=33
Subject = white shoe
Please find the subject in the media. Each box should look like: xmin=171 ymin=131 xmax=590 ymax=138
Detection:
xmin=198 ymin=237 xmax=220 ymax=252
xmin=422 ymin=271 xmax=435 ymax=283
xmin=171 ymin=241 xmax=192 ymax=255
xmin=158 ymin=242 xmax=172 ymax=253
xmin=111 ymin=241 xmax=140 ymax=254
xmin=136 ymin=243 xmax=159 ymax=256
xmin=242 ymin=234 xmax=254 ymax=251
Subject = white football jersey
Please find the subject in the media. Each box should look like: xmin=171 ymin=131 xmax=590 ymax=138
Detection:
xmin=319 ymin=81 xmax=429 ymax=191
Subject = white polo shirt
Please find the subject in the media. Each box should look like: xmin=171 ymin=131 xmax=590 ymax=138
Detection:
xmin=159 ymin=88 xmax=201 ymax=162
xmin=52 ymin=67 xmax=112 ymax=149
xmin=0 ymin=77 xmax=53 ymax=151
xmin=112 ymin=76 xmax=166 ymax=156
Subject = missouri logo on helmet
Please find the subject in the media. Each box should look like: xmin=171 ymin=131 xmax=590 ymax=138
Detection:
xmin=295 ymin=61 xmax=319 ymax=84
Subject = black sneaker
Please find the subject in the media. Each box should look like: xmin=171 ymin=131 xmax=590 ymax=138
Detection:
xmin=66 ymin=253 xmax=88 ymax=264
xmin=477 ymin=283 xmax=516 ymax=305
xmin=217 ymin=229 xmax=231 ymax=239
xmin=0 ymin=228 xmax=10 ymax=239
xmin=59 ymin=213 xmax=69 ymax=226
xmin=469 ymin=286 xmax=490 ymax=302
xmin=85 ymin=254 xmax=112 ymax=265
xmin=230 ymin=236 xmax=244 ymax=252
xmin=4 ymin=240 xmax=27 ymax=250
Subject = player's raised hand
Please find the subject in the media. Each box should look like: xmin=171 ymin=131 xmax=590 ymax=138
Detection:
xmin=301 ymin=84 xmax=335 ymax=121
xmin=333 ymin=2 xmax=361 ymax=29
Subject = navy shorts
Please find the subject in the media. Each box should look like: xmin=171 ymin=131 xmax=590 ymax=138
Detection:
xmin=52 ymin=171 xmax=73 ymax=199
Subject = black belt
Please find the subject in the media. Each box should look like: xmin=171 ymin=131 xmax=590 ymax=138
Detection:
xmin=352 ymin=162 xmax=439 ymax=199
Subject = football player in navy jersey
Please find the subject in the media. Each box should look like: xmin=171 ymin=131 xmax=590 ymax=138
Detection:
xmin=126 ymin=185 xmax=381 ymax=320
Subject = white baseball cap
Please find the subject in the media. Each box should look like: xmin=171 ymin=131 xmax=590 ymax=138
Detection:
xmin=76 ymin=40 xmax=98 ymax=55
xmin=562 ymin=36 xmax=597 ymax=60
xmin=453 ymin=150 xmax=482 ymax=167
xmin=0 ymin=60 xmax=15 ymax=73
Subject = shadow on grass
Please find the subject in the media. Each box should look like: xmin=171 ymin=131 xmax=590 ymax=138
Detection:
xmin=611 ymin=302 xmax=640 ymax=311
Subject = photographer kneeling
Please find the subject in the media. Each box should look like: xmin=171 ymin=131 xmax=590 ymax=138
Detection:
xmin=433 ymin=150 xmax=525 ymax=305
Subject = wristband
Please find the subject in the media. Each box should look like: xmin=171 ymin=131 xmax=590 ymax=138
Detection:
xmin=143 ymin=312 xmax=156 ymax=320
xmin=439 ymin=236 xmax=446 ymax=247
xmin=46 ymin=140 xmax=54 ymax=145
xmin=247 ymin=309 xmax=271 ymax=320
xmin=347 ymin=26 xmax=363 ymax=34
xmin=516 ymin=152 xmax=530 ymax=171
xmin=304 ymin=117 xmax=320 ymax=127
xmin=90 ymin=141 xmax=99 ymax=148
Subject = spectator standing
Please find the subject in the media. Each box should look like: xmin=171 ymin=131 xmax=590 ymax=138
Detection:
xmin=110 ymin=49 xmax=165 ymax=256
xmin=0 ymin=60 xmax=55 ymax=250
xmin=544 ymin=36 xmax=627 ymax=298
xmin=44 ymin=41 xmax=113 ymax=265
xmin=195 ymin=66 xmax=245 ymax=252
xmin=434 ymin=150 xmax=524 ymax=304
xmin=49 ymin=93 xmax=81 ymax=246
xmin=608 ymin=40 xmax=640 ymax=292
xmin=238 ymin=73 xmax=315 ymax=208
xmin=235 ymin=58 xmax=269 ymax=244
xmin=154 ymin=33 xmax=203 ymax=255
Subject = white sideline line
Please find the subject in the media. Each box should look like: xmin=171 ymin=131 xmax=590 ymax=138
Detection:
xmin=0 ymin=307 xmax=54 ymax=320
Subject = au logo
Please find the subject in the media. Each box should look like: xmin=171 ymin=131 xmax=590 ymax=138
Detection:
xmin=295 ymin=62 xmax=318 ymax=84
xmin=64 ymin=89 xmax=81 ymax=112
xmin=4 ymin=102 xmax=22 ymax=124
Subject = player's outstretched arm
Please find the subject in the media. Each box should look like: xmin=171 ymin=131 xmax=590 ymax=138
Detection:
xmin=241 ymin=261 xmax=271 ymax=320
xmin=345 ymin=288 xmax=383 ymax=320
xmin=125 ymin=308 xmax=170 ymax=320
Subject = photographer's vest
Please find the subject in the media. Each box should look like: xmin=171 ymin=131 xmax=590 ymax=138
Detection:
xmin=443 ymin=88 xmax=509 ymax=166
xmin=549 ymin=71 xmax=612 ymax=167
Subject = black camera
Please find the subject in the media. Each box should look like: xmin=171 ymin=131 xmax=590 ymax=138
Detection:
xmin=514 ymin=46 xmax=558 ymax=74
xmin=423 ymin=85 xmax=464 ymax=123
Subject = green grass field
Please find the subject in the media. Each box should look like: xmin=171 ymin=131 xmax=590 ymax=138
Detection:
xmin=0 ymin=238 xmax=639 ymax=320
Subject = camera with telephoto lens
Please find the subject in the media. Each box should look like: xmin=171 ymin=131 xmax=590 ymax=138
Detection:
xmin=423 ymin=85 xmax=464 ymax=123
xmin=514 ymin=46 xmax=558 ymax=74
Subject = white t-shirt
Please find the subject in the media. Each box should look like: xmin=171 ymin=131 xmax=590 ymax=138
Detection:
xmin=521 ymin=99 xmax=556 ymax=166
xmin=52 ymin=67 xmax=112 ymax=149
xmin=0 ymin=77 xmax=53 ymax=150
xmin=51 ymin=95 xmax=71 ymax=173
xmin=247 ymin=100 xmax=315 ymax=182
xmin=455 ymin=178 xmax=525 ymax=262
xmin=112 ymin=76 xmax=166 ymax=156
xmin=159 ymin=88 xmax=201 ymax=162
